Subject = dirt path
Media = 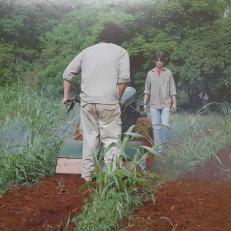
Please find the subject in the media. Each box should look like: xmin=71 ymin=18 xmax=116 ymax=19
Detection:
xmin=0 ymin=145 xmax=231 ymax=231
xmin=0 ymin=175 xmax=86 ymax=231
xmin=123 ymin=144 xmax=231 ymax=231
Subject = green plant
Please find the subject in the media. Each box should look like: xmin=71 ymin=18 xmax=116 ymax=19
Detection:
xmin=74 ymin=125 xmax=160 ymax=231
xmin=0 ymin=84 xmax=67 ymax=194
xmin=152 ymin=107 xmax=231 ymax=180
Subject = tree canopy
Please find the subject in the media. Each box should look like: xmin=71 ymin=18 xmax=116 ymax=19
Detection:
xmin=0 ymin=0 xmax=230 ymax=103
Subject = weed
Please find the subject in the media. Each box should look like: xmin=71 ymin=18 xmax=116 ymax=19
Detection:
xmin=74 ymin=126 xmax=159 ymax=231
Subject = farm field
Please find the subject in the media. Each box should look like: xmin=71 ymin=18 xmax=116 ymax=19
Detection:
xmin=0 ymin=143 xmax=230 ymax=231
xmin=1 ymin=1 xmax=231 ymax=230
xmin=123 ymin=144 xmax=231 ymax=231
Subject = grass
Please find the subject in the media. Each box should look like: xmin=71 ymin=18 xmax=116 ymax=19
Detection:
xmin=76 ymin=188 xmax=142 ymax=231
xmin=0 ymin=84 xmax=72 ymax=194
xmin=74 ymin=126 xmax=160 ymax=231
xmin=153 ymin=104 xmax=231 ymax=180
xmin=1 ymin=84 xmax=231 ymax=230
xmin=74 ymin=104 xmax=231 ymax=231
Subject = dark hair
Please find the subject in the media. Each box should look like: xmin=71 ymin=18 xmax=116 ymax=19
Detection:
xmin=97 ymin=23 xmax=126 ymax=44
xmin=155 ymin=51 xmax=165 ymax=61
xmin=155 ymin=51 xmax=169 ymax=65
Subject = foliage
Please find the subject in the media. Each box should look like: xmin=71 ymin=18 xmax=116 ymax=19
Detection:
xmin=1 ymin=0 xmax=231 ymax=102
xmin=75 ymin=126 xmax=159 ymax=231
xmin=40 ymin=6 xmax=135 ymax=85
xmin=0 ymin=0 xmax=77 ymax=50
xmin=153 ymin=107 xmax=231 ymax=180
xmin=76 ymin=188 xmax=141 ymax=231
xmin=122 ymin=0 xmax=230 ymax=98
xmin=1 ymin=2 xmax=231 ymax=228
xmin=0 ymin=143 xmax=59 ymax=194
xmin=0 ymin=41 xmax=40 ymax=86
xmin=171 ymin=18 xmax=231 ymax=102
xmin=0 ymin=42 xmax=15 ymax=85
xmin=154 ymin=0 xmax=227 ymax=31
xmin=0 ymin=0 xmax=87 ymax=86
xmin=0 ymin=84 xmax=67 ymax=194
xmin=0 ymin=0 xmax=78 ymax=86
xmin=123 ymin=28 xmax=178 ymax=92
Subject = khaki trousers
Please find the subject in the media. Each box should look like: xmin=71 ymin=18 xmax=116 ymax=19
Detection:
xmin=80 ymin=103 xmax=122 ymax=180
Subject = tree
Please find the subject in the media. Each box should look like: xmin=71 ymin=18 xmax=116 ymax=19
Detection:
xmin=171 ymin=18 xmax=231 ymax=102
xmin=40 ymin=6 xmax=135 ymax=85
xmin=0 ymin=42 xmax=15 ymax=85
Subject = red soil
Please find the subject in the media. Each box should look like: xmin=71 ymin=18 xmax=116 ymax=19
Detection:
xmin=0 ymin=175 xmax=86 ymax=231
xmin=0 ymin=144 xmax=230 ymax=231
xmin=124 ymin=144 xmax=231 ymax=231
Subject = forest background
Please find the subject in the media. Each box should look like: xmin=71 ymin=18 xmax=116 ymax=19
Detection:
xmin=1 ymin=0 xmax=231 ymax=106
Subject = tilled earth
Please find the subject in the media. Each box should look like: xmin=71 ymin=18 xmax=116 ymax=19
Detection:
xmin=0 ymin=145 xmax=231 ymax=231
xmin=124 ymin=144 xmax=231 ymax=231
xmin=0 ymin=175 xmax=86 ymax=231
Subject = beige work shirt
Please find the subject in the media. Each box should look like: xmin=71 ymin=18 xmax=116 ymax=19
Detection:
xmin=63 ymin=42 xmax=130 ymax=104
xmin=144 ymin=67 xmax=176 ymax=109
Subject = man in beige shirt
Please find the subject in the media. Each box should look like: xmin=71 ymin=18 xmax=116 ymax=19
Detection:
xmin=63 ymin=24 xmax=130 ymax=181
xmin=144 ymin=51 xmax=176 ymax=153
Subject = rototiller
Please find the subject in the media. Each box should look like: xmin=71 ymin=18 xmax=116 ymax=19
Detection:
xmin=55 ymin=87 xmax=153 ymax=174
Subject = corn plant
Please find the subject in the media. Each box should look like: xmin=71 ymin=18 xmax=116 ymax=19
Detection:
xmin=75 ymin=125 xmax=160 ymax=231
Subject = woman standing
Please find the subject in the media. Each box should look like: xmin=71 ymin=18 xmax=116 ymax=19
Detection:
xmin=144 ymin=51 xmax=177 ymax=153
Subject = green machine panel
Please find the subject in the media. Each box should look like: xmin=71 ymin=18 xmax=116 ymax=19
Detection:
xmin=58 ymin=139 xmax=144 ymax=160
xmin=59 ymin=139 xmax=83 ymax=159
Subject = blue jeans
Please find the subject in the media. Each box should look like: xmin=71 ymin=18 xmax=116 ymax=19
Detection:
xmin=150 ymin=107 xmax=170 ymax=151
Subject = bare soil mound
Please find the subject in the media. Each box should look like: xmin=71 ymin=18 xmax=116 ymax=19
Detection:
xmin=0 ymin=145 xmax=231 ymax=231
xmin=0 ymin=175 xmax=86 ymax=231
xmin=123 ymin=144 xmax=231 ymax=231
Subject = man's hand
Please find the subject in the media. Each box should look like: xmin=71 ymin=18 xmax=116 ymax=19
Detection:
xmin=63 ymin=80 xmax=72 ymax=106
xmin=143 ymin=94 xmax=149 ymax=113
xmin=144 ymin=104 xmax=147 ymax=112
xmin=63 ymin=96 xmax=72 ymax=106
xmin=118 ymin=83 xmax=127 ymax=99
xmin=171 ymin=102 xmax=177 ymax=112
xmin=171 ymin=95 xmax=177 ymax=112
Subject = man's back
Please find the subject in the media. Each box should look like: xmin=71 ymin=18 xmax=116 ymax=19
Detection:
xmin=63 ymin=42 xmax=130 ymax=105
xmin=81 ymin=43 xmax=130 ymax=104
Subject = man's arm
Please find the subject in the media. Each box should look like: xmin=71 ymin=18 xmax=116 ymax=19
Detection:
xmin=144 ymin=93 xmax=149 ymax=104
xmin=63 ymin=50 xmax=84 ymax=105
xmin=63 ymin=51 xmax=84 ymax=81
xmin=117 ymin=49 xmax=130 ymax=101
xmin=171 ymin=95 xmax=177 ymax=112
xmin=63 ymin=80 xmax=72 ymax=105
xmin=143 ymin=73 xmax=151 ymax=112
xmin=118 ymin=49 xmax=130 ymax=84
xmin=169 ymin=71 xmax=177 ymax=112
xmin=143 ymin=93 xmax=149 ymax=112
xmin=118 ymin=83 xmax=127 ymax=99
